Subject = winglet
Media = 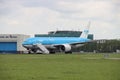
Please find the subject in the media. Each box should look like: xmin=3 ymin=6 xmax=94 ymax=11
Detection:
xmin=80 ymin=21 xmax=90 ymax=38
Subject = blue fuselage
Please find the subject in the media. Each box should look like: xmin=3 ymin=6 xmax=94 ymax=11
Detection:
xmin=22 ymin=37 xmax=91 ymax=45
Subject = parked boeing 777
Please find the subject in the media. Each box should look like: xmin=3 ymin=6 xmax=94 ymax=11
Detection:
xmin=22 ymin=22 xmax=91 ymax=54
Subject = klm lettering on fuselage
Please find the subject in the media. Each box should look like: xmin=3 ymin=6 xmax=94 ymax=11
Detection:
xmin=0 ymin=35 xmax=17 ymax=38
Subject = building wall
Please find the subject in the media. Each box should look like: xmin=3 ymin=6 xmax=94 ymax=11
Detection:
xmin=0 ymin=34 xmax=30 ymax=52
xmin=16 ymin=34 xmax=30 ymax=51
xmin=35 ymin=30 xmax=94 ymax=40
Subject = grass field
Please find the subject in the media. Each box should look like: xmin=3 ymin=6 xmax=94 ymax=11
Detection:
xmin=0 ymin=53 xmax=120 ymax=80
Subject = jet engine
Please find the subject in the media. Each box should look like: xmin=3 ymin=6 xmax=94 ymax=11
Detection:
xmin=60 ymin=44 xmax=71 ymax=52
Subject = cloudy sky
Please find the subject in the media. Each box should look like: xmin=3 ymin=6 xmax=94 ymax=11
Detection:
xmin=0 ymin=0 xmax=119 ymax=39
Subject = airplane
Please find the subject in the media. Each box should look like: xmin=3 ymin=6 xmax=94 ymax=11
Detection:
xmin=22 ymin=22 xmax=91 ymax=54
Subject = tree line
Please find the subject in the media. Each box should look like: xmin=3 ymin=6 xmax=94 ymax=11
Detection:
xmin=74 ymin=39 xmax=120 ymax=53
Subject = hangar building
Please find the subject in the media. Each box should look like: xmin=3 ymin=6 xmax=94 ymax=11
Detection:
xmin=35 ymin=30 xmax=94 ymax=40
xmin=0 ymin=34 xmax=30 ymax=53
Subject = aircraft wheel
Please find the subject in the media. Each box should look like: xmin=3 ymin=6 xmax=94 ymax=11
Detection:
xmin=50 ymin=51 xmax=56 ymax=54
xmin=28 ymin=51 xmax=31 ymax=54
xmin=65 ymin=51 xmax=72 ymax=54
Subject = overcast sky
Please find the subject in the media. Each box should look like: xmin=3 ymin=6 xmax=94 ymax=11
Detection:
xmin=0 ymin=0 xmax=120 ymax=39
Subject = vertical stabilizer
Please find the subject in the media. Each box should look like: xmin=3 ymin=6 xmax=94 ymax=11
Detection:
xmin=80 ymin=22 xmax=90 ymax=38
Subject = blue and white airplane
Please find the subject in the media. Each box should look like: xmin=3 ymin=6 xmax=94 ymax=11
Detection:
xmin=22 ymin=23 xmax=91 ymax=54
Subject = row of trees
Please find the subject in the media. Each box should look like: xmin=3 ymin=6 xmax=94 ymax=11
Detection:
xmin=75 ymin=39 xmax=120 ymax=53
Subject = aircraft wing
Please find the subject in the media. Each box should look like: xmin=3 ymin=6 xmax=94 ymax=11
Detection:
xmin=70 ymin=40 xmax=92 ymax=45
xmin=70 ymin=40 xmax=102 ymax=45
xmin=70 ymin=40 xmax=103 ymax=47
xmin=52 ymin=40 xmax=92 ymax=47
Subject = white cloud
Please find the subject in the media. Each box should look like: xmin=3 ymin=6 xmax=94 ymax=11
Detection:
xmin=0 ymin=0 xmax=119 ymax=39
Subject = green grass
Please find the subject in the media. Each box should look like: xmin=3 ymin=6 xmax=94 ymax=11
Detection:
xmin=0 ymin=53 xmax=120 ymax=80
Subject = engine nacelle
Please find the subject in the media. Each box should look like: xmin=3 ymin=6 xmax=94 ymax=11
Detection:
xmin=60 ymin=44 xmax=71 ymax=52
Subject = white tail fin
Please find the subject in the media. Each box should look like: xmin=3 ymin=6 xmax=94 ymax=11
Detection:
xmin=80 ymin=22 xmax=90 ymax=38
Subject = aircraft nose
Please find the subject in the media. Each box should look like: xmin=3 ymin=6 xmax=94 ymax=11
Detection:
xmin=22 ymin=40 xmax=29 ymax=45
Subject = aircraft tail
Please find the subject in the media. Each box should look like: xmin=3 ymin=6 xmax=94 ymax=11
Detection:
xmin=80 ymin=22 xmax=90 ymax=38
